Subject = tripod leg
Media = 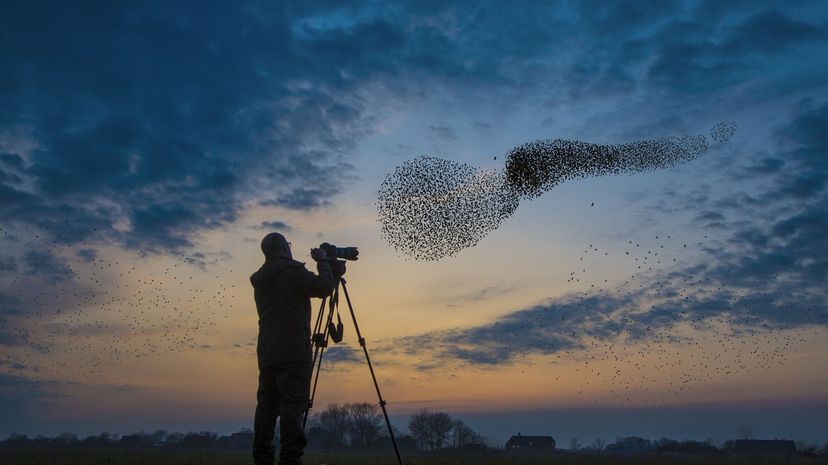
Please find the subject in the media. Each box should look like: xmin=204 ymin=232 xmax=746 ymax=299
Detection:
xmin=340 ymin=281 xmax=404 ymax=465
xmin=310 ymin=296 xmax=328 ymax=368
xmin=312 ymin=296 xmax=327 ymax=347
xmin=304 ymin=296 xmax=327 ymax=430
xmin=304 ymin=283 xmax=341 ymax=429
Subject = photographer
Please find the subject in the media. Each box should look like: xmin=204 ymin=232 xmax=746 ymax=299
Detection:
xmin=250 ymin=232 xmax=334 ymax=465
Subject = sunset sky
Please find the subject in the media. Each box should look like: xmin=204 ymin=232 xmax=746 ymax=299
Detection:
xmin=1 ymin=0 xmax=827 ymax=446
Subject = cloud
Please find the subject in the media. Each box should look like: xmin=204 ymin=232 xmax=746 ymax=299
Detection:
xmin=0 ymin=2 xmax=383 ymax=253
xmin=572 ymin=0 xmax=683 ymax=34
xmin=75 ymin=249 xmax=97 ymax=263
xmin=443 ymin=284 xmax=516 ymax=307
xmin=323 ymin=344 xmax=362 ymax=364
xmin=2 ymin=0 xmax=827 ymax=386
xmin=260 ymin=187 xmax=339 ymax=211
xmin=391 ymin=264 xmax=827 ymax=368
xmin=0 ymin=292 xmax=23 ymax=317
xmin=630 ymin=9 xmax=828 ymax=94
xmin=720 ymin=10 xmax=827 ymax=55
xmin=388 ymin=101 xmax=828 ymax=370
xmin=0 ymin=373 xmax=63 ymax=431
xmin=733 ymin=156 xmax=786 ymax=179
xmin=429 ymin=125 xmax=458 ymax=140
xmin=259 ymin=221 xmax=293 ymax=232
xmin=693 ymin=210 xmax=725 ymax=225
xmin=2 ymin=1 xmax=826 ymax=256
xmin=21 ymin=250 xmax=75 ymax=283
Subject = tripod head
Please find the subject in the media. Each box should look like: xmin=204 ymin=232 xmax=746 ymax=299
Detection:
xmin=327 ymin=258 xmax=348 ymax=279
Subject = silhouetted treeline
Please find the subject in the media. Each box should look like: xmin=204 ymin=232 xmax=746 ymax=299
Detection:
xmin=567 ymin=436 xmax=827 ymax=456
xmin=0 ymin=403 xmax=484 ymax=453
xmin=3 ymin=405 xmax=827 ymax=457
xmin=598 ymin=436 xmax=719 ymax=454
xmin=304 ymin=405 xmax=486 ymax=452
xmin=0 ymin=429 xmax=253 ymax=451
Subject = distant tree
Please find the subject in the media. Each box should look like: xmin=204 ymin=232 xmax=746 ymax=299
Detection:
xmin=408 ymin=410 xmax=428 ymax=450
xmin=796 ymin=442 xmax=819 ymax=455
xmin=388 ymin=424 xmax=405 ymax=439
xmin=79 ymin=432 xmax=118 ymax=448
xmin=657 ymin=440 xmax=717 ymax=454
xmin=408 ymin=409 xmax=453 ymax=451
xmin=569 ymin=437 xmax=581 ymax=451
xmin=605 ymin=436 xmax=652 ymax=454
xmin=56 ymin=432 xmax=78 ymax=445
xmin=165 ymin=432 xmax=184 ymax=447
xmin=181 ymin=431 xmax=217 ymax=449
xmin=307 ymin=426 xmax=332 ymax=450
xmin=150 ymin=429 xmax=169 ymax=445
xmin=31 ymin=435 xmax=50 ymax=448
xmin=819 ymin=442 xmax=828 ymax=455
xmin=347 ymin=402 xmax=383 ymax=447
xmin=306 ymin=412 xmax=322 ymax=429
xmin=5 ymin=433 xmax=30 ymax=444
xmin=319 ymin=403 xmax=350 ymax=447
xmin=795 ymin=440 xmax=819 ymax=453
xmin=120 ymin=431 xmax=154 ymax=449
xmin=591 ymin=438 xmax=605 ymax=451
xmin=217 ymin=428 xmax=254 ymax=450
xmin=655 ymin=437 xmax=677 ymax=449
xmin=450 ymin=420 xmax=485 ymax=449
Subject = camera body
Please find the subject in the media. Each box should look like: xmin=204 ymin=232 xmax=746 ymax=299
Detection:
xmin=319 ymin=243 xmax=358 ymax=278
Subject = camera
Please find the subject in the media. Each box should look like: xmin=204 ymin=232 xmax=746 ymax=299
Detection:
xmin=320 ymin=243 xmax=359 ymax=261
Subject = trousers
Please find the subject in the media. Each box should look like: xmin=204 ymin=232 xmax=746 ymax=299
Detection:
xmin=253 ymin=361 xmax=313 ymax=465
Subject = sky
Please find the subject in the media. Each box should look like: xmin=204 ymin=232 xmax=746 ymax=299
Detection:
xmin=1 ymin=0 xmax=828 ymax=447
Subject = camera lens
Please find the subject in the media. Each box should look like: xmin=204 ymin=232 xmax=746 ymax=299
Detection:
xmin=336 ymin=247 xmax=359 ymax=261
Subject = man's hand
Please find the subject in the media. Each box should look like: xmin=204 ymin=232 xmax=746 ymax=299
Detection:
xmin=310 ymin=247 xmax=328 ymax=262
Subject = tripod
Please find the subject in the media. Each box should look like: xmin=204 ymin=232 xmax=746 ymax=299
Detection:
xmin=302 ymin=266 xmax=403 ymax=465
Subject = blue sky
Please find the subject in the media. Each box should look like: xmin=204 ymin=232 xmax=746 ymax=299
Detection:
xmin=1 ymin=0 xmax=827 ymax=446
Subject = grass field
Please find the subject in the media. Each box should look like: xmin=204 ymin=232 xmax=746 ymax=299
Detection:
xmin=3 ymin=451 xmax=828 ymax=465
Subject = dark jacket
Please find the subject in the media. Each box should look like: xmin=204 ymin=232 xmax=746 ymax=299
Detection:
xmin=250 ymin=258 xmax=335 ymax=366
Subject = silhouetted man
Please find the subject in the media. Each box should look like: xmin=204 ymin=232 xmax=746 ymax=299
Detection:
xmin=251 ymin=232 xmax=334 ymax=465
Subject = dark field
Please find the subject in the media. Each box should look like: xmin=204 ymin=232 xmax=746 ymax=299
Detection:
xmin=3 ymin=451 xmax=828 ymax=465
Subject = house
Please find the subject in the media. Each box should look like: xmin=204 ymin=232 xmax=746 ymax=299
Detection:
xmin=505 ymin=433 xmax=555 ymax=450
xmin=733 ymin=439 xmax=796 ymax=454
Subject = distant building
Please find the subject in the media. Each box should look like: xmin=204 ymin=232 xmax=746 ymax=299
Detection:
xmin=733 ymin=439 xmax=796 ymax=454
xmin=506 ymin=433 xmax=555 ymax=450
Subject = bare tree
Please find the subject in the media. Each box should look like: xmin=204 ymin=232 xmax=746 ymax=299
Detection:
xmin=408 ymin=409 xmax=453 ymax=451
xmin=591 ymin=437 xmax=605 ymax=451
xmin=346 ymin=402 xmax=383 ymax=447
xmin=450 ymin=420 xmax=485 ymax=448
xmin=569 ymin=437 xmax=580 ymax=451
xmin=318 ymin=403 xmax=350 ymax=447
xmin=408 ymin=410 xmax=429 ymax=450
xmin=428 ymin=412 xmax=453 ymax=451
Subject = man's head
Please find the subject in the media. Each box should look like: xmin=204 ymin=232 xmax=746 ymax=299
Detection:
xmin=261 ymin=232 xmax=292 ymax=260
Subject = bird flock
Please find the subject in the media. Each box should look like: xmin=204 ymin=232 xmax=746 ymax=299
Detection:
xmin=3 ymin=119 xmax=822 ymax=406
xmin=377 ymin=119 xmax=825 ymax=404
xmin=469 ymin=234 xmax=824 ymax=406
xmin=377 ymin=122 xmax=737 ymax=260
xmin=0 ymin=225 xmax=234 ymax=380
